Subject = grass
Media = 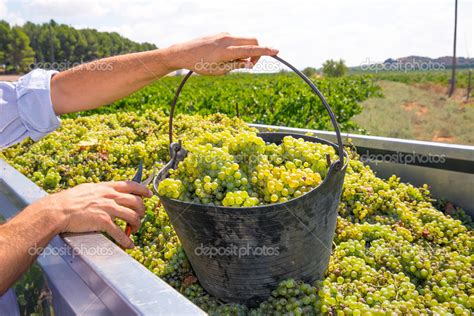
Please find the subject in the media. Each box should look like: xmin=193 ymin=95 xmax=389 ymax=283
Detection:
xmin=351 ymin=69 xmax=472 ymax=89
xmin=353 ymin=80 xmax=474 ymax=145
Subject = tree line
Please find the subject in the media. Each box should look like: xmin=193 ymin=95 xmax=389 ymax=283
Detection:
xmin=302 ymin=59 xmax=348 ymax=78
xmin=0 ymin=20 xmax=157 ymax=74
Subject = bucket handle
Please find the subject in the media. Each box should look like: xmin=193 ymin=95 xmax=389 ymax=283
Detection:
xmin=168 ymin=55 xmax=345 ymax=170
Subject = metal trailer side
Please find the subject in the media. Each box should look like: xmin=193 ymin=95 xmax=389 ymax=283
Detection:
xmin=0 ymin=159 xmax=206 ymax=316
xmin=251 ymin=124 xmax=474 ymax=216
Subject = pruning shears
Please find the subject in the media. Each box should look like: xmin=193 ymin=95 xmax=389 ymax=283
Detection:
xmin=124 ymin=160 xmax=156 ymax=237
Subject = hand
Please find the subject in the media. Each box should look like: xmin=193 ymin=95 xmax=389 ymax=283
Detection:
xmin=168 ymin=33 xmax=279 ymax=75
xmin=28 ymin=181 xmax=153 ymax=248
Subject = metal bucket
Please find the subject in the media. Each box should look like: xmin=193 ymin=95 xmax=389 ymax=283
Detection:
xmin=153 ymin=56 xmax=348 ymax=306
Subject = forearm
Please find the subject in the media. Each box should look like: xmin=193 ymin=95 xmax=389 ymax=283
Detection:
xmin=0 ymin=202 xmax=62 ymax=294
xmin=50 ymin=47 xmax=178 ymax=115
xmin=50 ymin=34 xmax=278 ymax=115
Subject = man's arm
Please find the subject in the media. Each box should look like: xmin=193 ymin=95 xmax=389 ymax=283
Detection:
xmin=0 ymin=181 xmax=152 ymax=294
xmin=0 ymin=205 xmax=61 ymax=294
xmin=0 ymin=33 xmax=277 ymax=293
xmin=51 ymin=33 xmax=278 ymax=115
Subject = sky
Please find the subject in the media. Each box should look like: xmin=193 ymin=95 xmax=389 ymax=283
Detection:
xmin=0 ymin=0 xmax=472 ymax=69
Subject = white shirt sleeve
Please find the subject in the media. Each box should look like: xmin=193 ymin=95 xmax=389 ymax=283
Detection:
xmin=0 ymin=69 xmax=60 ymax=149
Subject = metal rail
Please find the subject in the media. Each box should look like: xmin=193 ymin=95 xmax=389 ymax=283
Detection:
xmin=250 ymin=124 xmax=474 ymax=215
xmin=0 ymin=159 xmax=206 ymax=316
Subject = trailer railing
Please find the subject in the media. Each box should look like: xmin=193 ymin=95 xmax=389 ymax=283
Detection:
xmin=251 ymin=124 xmax=474 ymax=216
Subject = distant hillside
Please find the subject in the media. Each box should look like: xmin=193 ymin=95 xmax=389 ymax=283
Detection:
xmin=391 ymin=56 xmax=473 ymax=67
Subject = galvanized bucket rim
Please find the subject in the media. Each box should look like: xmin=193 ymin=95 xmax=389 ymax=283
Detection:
xmin=154 ymin=131 xmax=348 ymax=212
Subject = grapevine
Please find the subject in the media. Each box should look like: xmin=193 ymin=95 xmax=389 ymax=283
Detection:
xmin=64 ymin=73 xmax=382 ymax=133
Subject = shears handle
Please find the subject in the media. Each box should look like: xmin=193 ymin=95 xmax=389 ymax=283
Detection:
xmin=124 ymin=161 xmax=156 ymax=239
xmin=125 ymin=161 xmax=144 ymax=238
xmin=125 ymin=225 xmax=133 ymax=237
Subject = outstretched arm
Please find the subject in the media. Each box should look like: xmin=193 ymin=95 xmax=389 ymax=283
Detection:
xmin=51 ymin=33 xmax=278 ymax=115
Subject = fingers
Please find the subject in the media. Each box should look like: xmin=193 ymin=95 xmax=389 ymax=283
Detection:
xmin=99 ymin=181 xmax=150 ymax=233
xmin=225 ymin=45 xmax=279 ymax=61
xmin=205 ymin=60 xmax=254 ymax=76
xmin=114 ymin=193 xmax=146 ymax=217
xmin=181 ymin=33 xmax=278 ymax=75
xmin=234 ymin=55 xmax=261 ymax=68
xmin=228 ymin=36 xmax=258 ymax=46
xmin=106 ymin=203 xmax=141 ymax=233
xmin=218 ymin=34 xmax=278 ymax=59
xmin=108 ymin=181 xmax=153 ymax=197
xmin=250 ymin=56 xmax=261 ymax=66
xmin=99 ymin=215 xmax=134 ymax=249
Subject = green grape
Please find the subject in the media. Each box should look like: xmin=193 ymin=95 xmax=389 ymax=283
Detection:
xmin=1 ymin=111 xmax=472 ymax=316
xmin=157 ymin=130 xmax=333 ymax=207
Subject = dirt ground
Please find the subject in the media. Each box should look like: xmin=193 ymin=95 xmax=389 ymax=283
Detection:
xmin=414 ymin=82 xmax=473 ymax=106
xmin=354 ymin=81 xmax=474 ymax=145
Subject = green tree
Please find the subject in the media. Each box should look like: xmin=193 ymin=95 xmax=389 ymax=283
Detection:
xmin=322 ymin=59 xmax=348 ymax=77
xmin=0 ymin=20 xmax=13 ymax=69
xmin=22 ymin=20 xmax=157 ymax=65
xmin=3 ymin=19 xmax=158 ymax=73
xmin=0 ymin=22 xmax=35 ymax=73
xmin=22 ymin=22 xmax=43 ymax=61
xmin=302 ymin=67 xmax=317 ymax=77
xmin=8 ymin=27 xmax=35 ymax=73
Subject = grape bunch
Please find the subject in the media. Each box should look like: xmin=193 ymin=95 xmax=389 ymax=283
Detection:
xmin=157 ymin=131 xmax=337 ymax=206
xmin=1 ymin=111 xmax=472 ymax=315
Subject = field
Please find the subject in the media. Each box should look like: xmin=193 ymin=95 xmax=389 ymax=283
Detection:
xmin=5 ymin=70 xmax=473 ymax=145
xmin=354 ymin=80 xmax=474 ymax=144
xmin=363 ymin=70 xmax=471 ymax=89
xmin=69 ymin=73 xmax=381 ymax=133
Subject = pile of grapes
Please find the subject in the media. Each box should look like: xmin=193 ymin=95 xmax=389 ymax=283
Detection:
xmin=1 ymin=111 xmax=472 ymax=315
xmin=157 ymin=131 xmax=338 ymax=206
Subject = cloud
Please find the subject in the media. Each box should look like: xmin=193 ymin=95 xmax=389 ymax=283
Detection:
xmin=0 ymin=0 xmax=6 ymax=14
xmin=0 ymin=0 xmax=25 ymax=25
xmin=23 ymin=0 xmax=112 ymax=19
